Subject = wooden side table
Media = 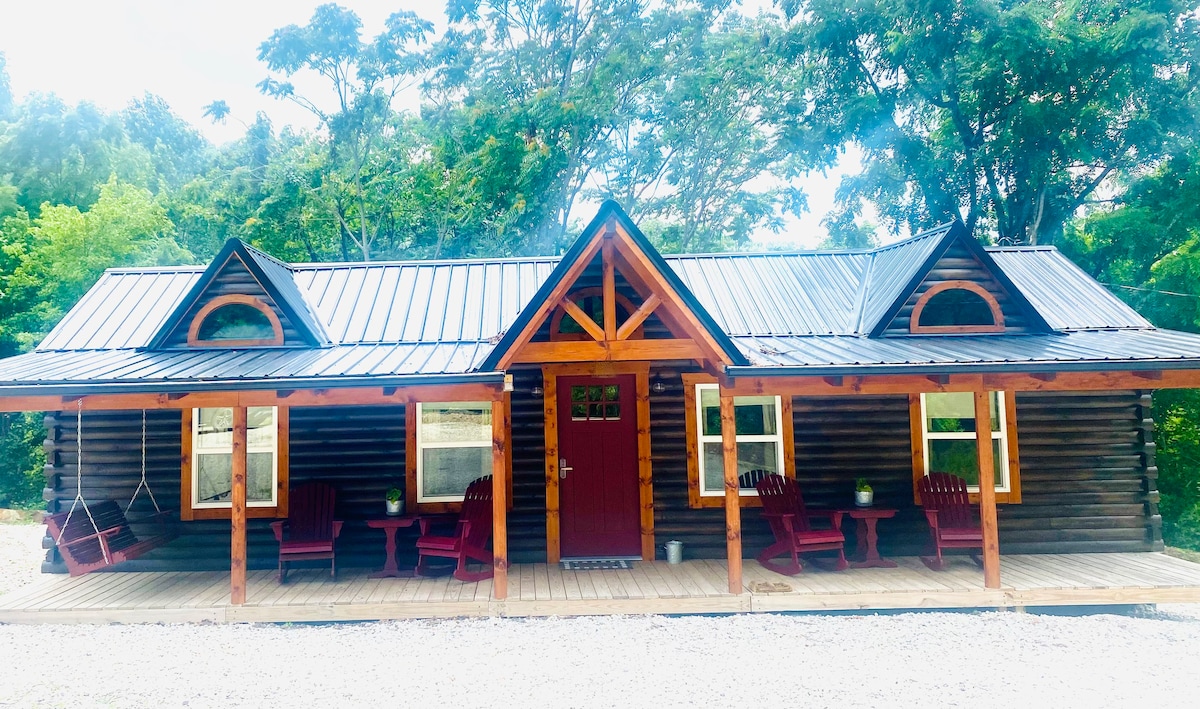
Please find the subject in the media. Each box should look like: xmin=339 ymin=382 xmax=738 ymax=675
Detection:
xmin=845 ymin=507 xmax=898 ymax=569
xmin=366 ymin=516 xmax=420 ymax=578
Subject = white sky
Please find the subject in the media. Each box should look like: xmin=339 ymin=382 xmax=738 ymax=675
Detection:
xmin=0 ymin=0 xmax=866 ymax=248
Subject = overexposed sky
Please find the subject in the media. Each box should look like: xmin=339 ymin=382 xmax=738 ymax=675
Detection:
xmin=0 ymin=0 xmax=864 ymax=247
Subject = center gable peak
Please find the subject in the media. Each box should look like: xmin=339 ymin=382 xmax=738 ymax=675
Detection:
xmin=483 ymin=201 xmax=745 ymax=370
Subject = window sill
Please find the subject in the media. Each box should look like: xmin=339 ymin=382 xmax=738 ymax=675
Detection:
xmin=690 ymin=495 xmax=764 ymax=510
xmin=182 ymin=506 xmax=284 ymax=521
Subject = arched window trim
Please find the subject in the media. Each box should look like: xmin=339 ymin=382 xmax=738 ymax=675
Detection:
xmin=549 ymin=287 xmax=644 ymax=341
xmin=909 ymin=280 xmax=1005 ymax=334
xmin=187 ymin=294 xmax=285 ymax=347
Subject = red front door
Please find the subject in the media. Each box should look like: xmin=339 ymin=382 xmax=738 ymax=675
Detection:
xmin=557 ymin=375 xmax=641 ymax=558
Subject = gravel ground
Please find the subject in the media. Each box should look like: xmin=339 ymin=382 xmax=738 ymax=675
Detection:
xmin=3 ymin=523 xmax=1200 ymax=708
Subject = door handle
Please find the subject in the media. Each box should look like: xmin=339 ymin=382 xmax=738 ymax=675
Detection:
xmin=559 ymin=457 xmax=573 ymax=479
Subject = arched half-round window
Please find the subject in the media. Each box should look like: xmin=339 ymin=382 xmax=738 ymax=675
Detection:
xmin=188 ymin=295 xmax=285 ymax=346
xmin=909 ymin=281 xmax=1005 ymax=334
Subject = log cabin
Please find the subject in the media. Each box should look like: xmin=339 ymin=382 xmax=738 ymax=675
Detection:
xmin=3 ymin=199 xmax=1200 ymax=608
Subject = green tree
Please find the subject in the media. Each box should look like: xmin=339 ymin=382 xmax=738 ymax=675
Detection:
xmin=257 ymin=3 xmax=432 ymax=261
xmin=0 ymin=94 xmax=154 ymax=214
xmin=780 ymin=0 xmax=1200 ymax=243
xmin=121 ymin=93 xmax=211 ymax=192
xmin=0 ymin=178 xmax=188 ymax=354
xmin=0 ymin=52 xmax=13 ymax=120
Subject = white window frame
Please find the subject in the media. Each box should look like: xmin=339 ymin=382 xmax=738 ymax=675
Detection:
xmin=191 ymin=406 xmax=278 ymax=509
xmin=920 ymin=392 xmax=1011 ymax=493
xmin=416 ymin=401 xmax=492 ymax=503
xmin=695 ymin=383 xmax=785 ymax=498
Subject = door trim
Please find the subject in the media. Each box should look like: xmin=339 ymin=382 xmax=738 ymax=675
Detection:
xmin=542 ymin=362 xmax=654 ymax=563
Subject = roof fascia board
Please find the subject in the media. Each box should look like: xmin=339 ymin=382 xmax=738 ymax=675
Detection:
xmin=726 ymin=358 xmax=1200 ymax=378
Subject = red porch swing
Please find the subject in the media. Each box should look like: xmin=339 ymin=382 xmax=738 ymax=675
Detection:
xmin=44 ymin=402 xmax=178 ymax=576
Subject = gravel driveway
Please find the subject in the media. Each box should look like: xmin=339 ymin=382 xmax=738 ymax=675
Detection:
xmin=2 ymin=522 xmax=1200 ymax=708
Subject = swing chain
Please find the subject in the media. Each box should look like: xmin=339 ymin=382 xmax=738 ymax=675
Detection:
xmin=126 ymin=409 xmax=162 ymax=515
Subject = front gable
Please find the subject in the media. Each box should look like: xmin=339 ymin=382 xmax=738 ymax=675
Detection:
xmin=482 ymin=201 xmax=746 ymax=369
xmin=870 ymin=223 xmax=1052 ymax=337
xmin=150 ymin=239 xmax=326 ymax=349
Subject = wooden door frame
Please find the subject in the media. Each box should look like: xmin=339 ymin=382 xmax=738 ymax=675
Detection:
xmin=542 ymin=362 xmax=654 ymax=563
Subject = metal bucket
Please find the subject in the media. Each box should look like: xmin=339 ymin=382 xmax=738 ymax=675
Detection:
xmin=665 ymin=540 xmax=683 ymax=564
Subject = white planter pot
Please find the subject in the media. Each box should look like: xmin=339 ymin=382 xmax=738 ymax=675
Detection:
xmin=855 ymin=490 xmax=873 ymax=507
xmin=385 ymin=499 xmax=403 ymax=516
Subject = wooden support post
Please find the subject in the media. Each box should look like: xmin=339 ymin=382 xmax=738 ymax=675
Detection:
xmin=491 ymin=399 xmax=509 ymax=600
xmin=719 ymin=390 xmax=742 ymax=594
xmin=230 ymin=406 xmax=248 ymax=606
xmin=974 ymin=391 xmax=1001 ymax=589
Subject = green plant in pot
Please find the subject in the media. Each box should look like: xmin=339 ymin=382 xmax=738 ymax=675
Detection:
xmin=854 ymin=478 xmax=874 ymax=507
xmin=385 ymin=486 xmax=404 ymax=516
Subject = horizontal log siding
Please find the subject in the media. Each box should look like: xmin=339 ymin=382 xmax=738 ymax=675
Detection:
xmin=650 ymin=371 xmax=775 ymax=560
xmin=40 ymin=387 xmax=1160 ymax=574
xmin=509 ymin=369 xmax=548 ymax=563
xmin=1006 ymin=391 xmax=1161 ymax=553
xmin=43 ymin=406 xmax=411 ymax=573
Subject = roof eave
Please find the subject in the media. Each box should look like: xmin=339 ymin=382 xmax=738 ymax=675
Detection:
xmin=727 ymin=358 xmax=1200 ymax=378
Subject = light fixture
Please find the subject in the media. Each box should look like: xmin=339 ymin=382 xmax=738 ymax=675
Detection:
xmin=531 ymin=385 xmax=544 ymax=397
xmin=650 ymin=378 xmax=667 ymax=394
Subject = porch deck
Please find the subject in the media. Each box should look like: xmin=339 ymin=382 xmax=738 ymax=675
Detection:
xmin=3 ymin=553 xmax=1200 ymax=624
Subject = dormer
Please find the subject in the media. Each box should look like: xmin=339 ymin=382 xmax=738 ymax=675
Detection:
xmin=150 ymin=239 xmax=326 ymax=349
xmin=867 ymin=222 xmax=1050 ymax=337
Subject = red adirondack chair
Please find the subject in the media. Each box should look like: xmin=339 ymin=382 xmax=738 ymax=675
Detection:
xmin=754 ymin=473 xmax=848 ymax=576
xmin=270 ymin=482 xmax=343 ymax=583
xmin=918 ymin=472 xmax=983 ymax=570
xmin=415 ymin=476 xmax=494 ymax=582
xmin=45 ymin=500 xmax=177 ymax=577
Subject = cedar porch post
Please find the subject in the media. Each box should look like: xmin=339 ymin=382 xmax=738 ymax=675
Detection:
xmin=491 ymin=399 xmax=509 ymax=600
xmin=974 ymin=391 xmax=1001 ymax=588
xmin=230 ymin=406 xmax=248 ymax=605
xmin=719 ymin=390 xmax=742 ymax=594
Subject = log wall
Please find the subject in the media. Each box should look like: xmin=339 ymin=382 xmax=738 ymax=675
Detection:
xmin=40 ymin=383 xmax=1161 ymax=573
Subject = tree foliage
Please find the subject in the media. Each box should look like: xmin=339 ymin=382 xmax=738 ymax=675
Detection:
xmin=781 ymin=0 xmax=1200 ymax=244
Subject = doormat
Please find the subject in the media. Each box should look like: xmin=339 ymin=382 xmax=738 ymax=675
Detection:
xmin=560 ymin=559 xmax=635 ymax=571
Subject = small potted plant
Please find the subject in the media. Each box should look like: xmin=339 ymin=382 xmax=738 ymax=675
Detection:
xmin=854 ymin=478 xmax=874 ymax=507
xmin=385 ymin=486 xmax=404 ymax=516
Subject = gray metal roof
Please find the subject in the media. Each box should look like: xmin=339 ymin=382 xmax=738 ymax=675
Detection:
xmin=6 ymin=221 xmax=1194 ymax=394
xmin=729 ymin=329 xmax=1200 ymax=374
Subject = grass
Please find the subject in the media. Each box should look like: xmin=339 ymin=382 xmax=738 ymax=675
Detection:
xmin=1167 ymin=546 xmax=1200 ymax=564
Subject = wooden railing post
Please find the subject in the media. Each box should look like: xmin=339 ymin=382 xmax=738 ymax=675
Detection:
xmin=974 ymin=391 xmax=1001 ymax=588
xmin=491 ymin=399 xmax=509 ymax=600
xmin=719 ymin=389 xmax=742 ymax=594
xmin=231 ymin=406 xmax=247 ymax=605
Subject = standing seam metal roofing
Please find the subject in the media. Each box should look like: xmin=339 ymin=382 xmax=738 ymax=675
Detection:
xmin=12 ymin=219 xmax=1196 ymax=394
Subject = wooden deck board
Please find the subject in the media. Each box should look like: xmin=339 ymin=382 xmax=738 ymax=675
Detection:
xmin=4 ymin=554 xmax=1200 ymax=624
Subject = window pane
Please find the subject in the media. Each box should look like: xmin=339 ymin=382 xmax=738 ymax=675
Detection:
xmin=702 ymin=441 xmax=779 ymax=494
xmin=247 ymin=407 xmax=274 ymax=448
xmin=422 ymin=446 xmax=490 ymax=498
xmin=604 ymin=403 xmax=620 ymax=420
xmin=604 ymin=384 xmax=619 ymax=401
xmin=196 ymin=408 xmax=233 ymax=450
xmin=700 ymin=387 xmax=720 ymax=436
xmin=702 ymin=443 xmax=723 ymax=493
xmin=918 ymin=289 xmax=997 ymax=328
xmin=196 ymin=453 xmax=232 ymax=503
xmin=571 ymin=386 xmax=586 ymax=402
xmin=926 ymin=392 xmax=1000 ymax=432
xmin=247 ymin=452 xmax=273 ymax=502
xmin=734 ymin=397 xmax=776 ymax=436
xmin=700 ymin=387 xmax=777 ymax=437
xmin=196 ymin=303 xmax=275 ymax=341
xmin=928 ymin=439 xmax=1003 ymax=487
xmin=589 ymin=386 xmax=602 ymax=402
xmin=420 ymin=403 xmax=491 ymax=443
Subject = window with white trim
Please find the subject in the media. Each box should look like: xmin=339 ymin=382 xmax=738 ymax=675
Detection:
xmin=920 ymin=392 xmax=1011 ymax=492
xmin=416 ymin=402 xmax=492 ymax=503
xmin=695 ymin=383 xmax=784 ymax=497
xmin=192 ymin=406 xmax=278 ymax=508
